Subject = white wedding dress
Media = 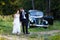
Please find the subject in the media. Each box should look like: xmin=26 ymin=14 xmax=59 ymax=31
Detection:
xmin=12 ymin=14 xmax=21 ymax=34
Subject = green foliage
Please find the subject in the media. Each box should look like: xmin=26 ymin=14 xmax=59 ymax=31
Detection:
xmin=0 ymin=0 xmax=32 ymax=15
xmin=0 ymin=0 xmax=19 ymax=15
xmin=0 ymin=0 xmax=60 ymax=19
xmin=0 ymin=15 xmax=13 ymax=22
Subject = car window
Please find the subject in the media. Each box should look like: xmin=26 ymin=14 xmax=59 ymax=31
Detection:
xmin=30 ymin=11 xmax=43 ymax=16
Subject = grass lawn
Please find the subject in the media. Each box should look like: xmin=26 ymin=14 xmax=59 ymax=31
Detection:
xmin=29 ymin=20 xmax=60 ymax=32
xmin=0 ymin=21 xmax=13 ymax=34
xmin=0 ymin=16 xmax=60 ymax=40
xmin=0 ymin=20 xmax=60 ymax=34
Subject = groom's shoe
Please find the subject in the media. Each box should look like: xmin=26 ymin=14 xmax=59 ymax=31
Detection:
xmin=26 ymin=32 xmax=30 ymax=34
xmin=23 ymin=32 xmax=25 ymax=34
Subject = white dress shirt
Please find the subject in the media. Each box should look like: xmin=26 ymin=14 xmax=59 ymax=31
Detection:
xmin=22 ymin=10 xmax=26 ymax=19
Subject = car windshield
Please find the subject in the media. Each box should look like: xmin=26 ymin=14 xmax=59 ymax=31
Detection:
xmin=29 ymin=10 xmax=43 ymax=16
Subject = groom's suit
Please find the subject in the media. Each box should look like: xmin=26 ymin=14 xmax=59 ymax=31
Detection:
xmin=19 ymin=10 xmax=29 ymax=34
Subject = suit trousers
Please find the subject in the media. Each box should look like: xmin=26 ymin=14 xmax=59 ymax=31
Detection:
xmin=21 ymin=19 xmax=28 ymax=34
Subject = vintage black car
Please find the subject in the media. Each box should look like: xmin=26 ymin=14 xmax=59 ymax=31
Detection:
xmin=28 ymin=10 xmax=48 ymax=28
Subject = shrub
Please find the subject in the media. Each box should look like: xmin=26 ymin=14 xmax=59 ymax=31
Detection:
xmin=0 ymin=15 xmax=13 ymax=22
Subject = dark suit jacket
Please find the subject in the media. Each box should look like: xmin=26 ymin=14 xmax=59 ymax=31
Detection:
xmin=19 ymin=12 xmax=23 ymax=21
xmin=19 ymin=11 xmax=29 ymax=22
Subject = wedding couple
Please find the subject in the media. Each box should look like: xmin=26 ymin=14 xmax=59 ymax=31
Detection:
xmin=12 ymin=8 xmax=29 ymax=35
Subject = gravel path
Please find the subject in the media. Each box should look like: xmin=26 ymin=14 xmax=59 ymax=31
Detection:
xmin=0 ymin=30 xmax=60 ymax=40
xmin=30 ymin=30 xmax=60 ymax=34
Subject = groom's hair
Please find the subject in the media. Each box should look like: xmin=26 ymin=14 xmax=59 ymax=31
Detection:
xmin=20 ymin=7 xmax=24 ymax=9
xmin=19 ymin=7 xmax=24 ymax=13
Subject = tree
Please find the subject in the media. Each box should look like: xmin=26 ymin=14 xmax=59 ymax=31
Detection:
xmin=0 ymin=0 xmax=60 ymax=20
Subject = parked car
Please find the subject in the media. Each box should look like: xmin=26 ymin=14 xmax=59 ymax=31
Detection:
xmin=44 ymin=15 xmax=54 ymax=25
xmin=28 ymin=10 xmax=48 ymax=27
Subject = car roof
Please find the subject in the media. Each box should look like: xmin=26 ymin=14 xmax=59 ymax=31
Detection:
xmin=28 ymin=10 xmax=43 ymax=13
xmin=28 ymin=10 xmax=44 ymax=16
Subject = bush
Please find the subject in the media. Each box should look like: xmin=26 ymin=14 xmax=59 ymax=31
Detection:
xmin=0 ymin=15 xmax=13 ymax=22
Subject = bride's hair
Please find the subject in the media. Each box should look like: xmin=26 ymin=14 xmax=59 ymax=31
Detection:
xmin=15 ymin=8 xmax=20 ymax=14
xmin=18 ymin=9 xmax=20 ymax=13
xmin=16 ymin=7 xmax=23 ymax=14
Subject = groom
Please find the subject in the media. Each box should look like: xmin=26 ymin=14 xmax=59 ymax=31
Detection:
xmin=19 ymin=8 xmax=29 ymax=34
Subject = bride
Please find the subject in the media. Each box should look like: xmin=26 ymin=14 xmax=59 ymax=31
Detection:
xmin=12 ymin=10 xmax=21 ymax=35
